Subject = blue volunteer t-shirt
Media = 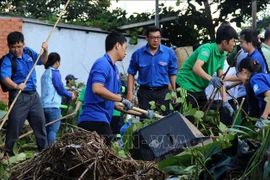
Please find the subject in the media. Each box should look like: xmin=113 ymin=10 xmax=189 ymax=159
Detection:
xmin=127 ymin=44 xmax=178 ymax=87
xmin=78 ymin=54 xmax=120 ymax=125
xmin=247 ymin=49 xmax=267 ymax=73
xmin=250 ymin=73 xmax=270 ymax=110
xmin=1 ymin=47 xmax=41 ymax=91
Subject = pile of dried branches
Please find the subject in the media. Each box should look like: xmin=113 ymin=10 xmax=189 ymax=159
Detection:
xmin=10 ymin=130 xmax=166 ymax=180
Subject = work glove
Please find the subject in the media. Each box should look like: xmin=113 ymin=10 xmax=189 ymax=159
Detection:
xmin=209 ymin=77 xmax=223 ymax=89
xmin=146 ymin=109 xmax=156 ymax=119
xmin=121 ymin=98 xmax=133 ymax=110
xmin=71 ymin=110 xmax=78 ymax=117
xmin=222 ymin=101 xmax=234 ymax=117
xmin=255 ymin=117 xmax=270 ymax=128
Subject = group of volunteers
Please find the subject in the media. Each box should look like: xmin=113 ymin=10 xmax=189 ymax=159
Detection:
xmin=1 ymin=23 xmax=270 ymax=156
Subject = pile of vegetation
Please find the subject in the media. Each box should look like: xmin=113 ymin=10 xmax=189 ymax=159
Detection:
xmin=9 ymin=130 xmax=166 ymax=180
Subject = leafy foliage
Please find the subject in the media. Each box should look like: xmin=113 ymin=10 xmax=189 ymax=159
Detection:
xmin=0 ymin=101 xmax=7 ymax=111
xmin=0 ymin=0 xmax=269 ymax=47
xmin=0 ymin=0 xmax=111 ymax=21
xmin=0 ymin=152 xmax=27 ymax=179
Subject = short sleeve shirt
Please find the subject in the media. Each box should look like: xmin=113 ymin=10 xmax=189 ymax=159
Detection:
xmin=78 ymin=54 xmax=121 ymax=124
xmin=250 ymin=73 xmax=270 ymax=110
xmin=247 ymin=49 xmax=267 ymax=73
xmin=127 ymin=44 xmax=178 ymax=87
xmin=176 ymin=43 xmax=226 ymax=92
xmin=262 ymin=43 xmax=270 ymax=72
xmin=1 ymin=47 xmax=41 ymax=91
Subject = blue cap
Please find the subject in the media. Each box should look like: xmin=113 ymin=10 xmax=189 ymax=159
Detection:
xmin=65 ymin=74 xmax=78 ymax=80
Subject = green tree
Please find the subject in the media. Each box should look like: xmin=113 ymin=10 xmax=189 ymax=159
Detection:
xmin=185 ymin=0 xmax=269 ymax=42
xmin=154 ymin=0 xmax=269 ymax=46
xmin=159 ymin=3 xmax=209 ymax=47
xmin=0 ymin=0 xmax=268 ymax=47
xmin=0 ymin=0 xmax=111 ymax=21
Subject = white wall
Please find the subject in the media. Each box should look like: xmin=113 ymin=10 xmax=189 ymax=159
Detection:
xmin=22 ymin=21 xmax=146 ymax=93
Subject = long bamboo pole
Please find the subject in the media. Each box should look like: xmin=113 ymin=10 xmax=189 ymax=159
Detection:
xmin=0 ymin=0 xmax=71 ymax=131
xmin=0 ymin=113 xmax=74 ymax=149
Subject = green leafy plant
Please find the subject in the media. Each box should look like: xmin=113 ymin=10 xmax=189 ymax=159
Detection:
xmin=0 ymin=152 xmax=27 ymax=180
xmin=0 ymin=101 xmax=7 ymax=111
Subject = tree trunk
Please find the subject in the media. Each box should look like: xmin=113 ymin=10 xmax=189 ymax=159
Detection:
xmin=252 ymin=0 xmax=257 ymax=29
xmin=203 ymin=0 xmax=215 ymax=42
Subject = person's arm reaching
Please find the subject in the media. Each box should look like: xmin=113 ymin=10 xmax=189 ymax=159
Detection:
xmin=52 ymin=70 xmax=76 ymax=100
xmin=40 ymin=42 xmax=48 ymax=65
xmin=127 ymin=74 xmax=135 ymax=103
xmin=262 ymin=90 xmax=270 ymax=119
xmin=193 ymin=60 xmax=212 ymax=81
xmin=114 ymin=102 xmax=156 ymax=119
xmin=2 ymin=78 xmax=26 ymax=90
xmin=224 ymin=75 xmax=241 ymax=81
xmin=218 ymin=69 xmax=234 ymax=116
xmin=72 ymin=100 xmax=82 ymax=115
xmin=170 ymin=75 xmax=176 ymax=91
xmin=168 ymin=49 xmax=178 ymax=91
xmin=93 ymin=83 xmax=133 ymax=110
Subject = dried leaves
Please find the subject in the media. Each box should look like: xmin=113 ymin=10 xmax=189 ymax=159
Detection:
xmin=10 ymin=130 xmax=166 ymax=180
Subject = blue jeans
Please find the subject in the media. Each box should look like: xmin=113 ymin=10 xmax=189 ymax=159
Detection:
xmin=44 ymin=108 xmax=61 ymax=144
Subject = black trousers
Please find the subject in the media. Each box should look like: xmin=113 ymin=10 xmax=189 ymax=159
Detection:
xmin=137 ymin=86 xmax=170 ymax=115
xmin=5 ymin=91 xmax=48 ymax=156
xmin=110 ymin=116 xmax=124 ymax=135
xmin=78 ymin=121 xmax=114 ymax=145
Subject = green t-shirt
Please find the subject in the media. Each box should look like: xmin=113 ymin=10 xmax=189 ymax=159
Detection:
xmin=262 ymin=43 xmax=270 ymax=72
xmin=176 ymin=43 xmax=226 ymax=92
xmin=113 ymin=85 xmax=127 ymax=117
xmin=78 ymin=87 xmax=86 ymax=115
xmin=113 ymin=109 xmax=121 ymax=116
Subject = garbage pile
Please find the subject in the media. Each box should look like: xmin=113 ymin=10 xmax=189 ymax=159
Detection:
xmin=10 ymin=130 xmax=166 ymax=180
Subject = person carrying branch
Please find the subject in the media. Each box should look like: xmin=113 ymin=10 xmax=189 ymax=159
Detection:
xmin=176 ymin=25 xmax=238 ymax=117
xmin=1 ymin=31 xmax=48 ymax=156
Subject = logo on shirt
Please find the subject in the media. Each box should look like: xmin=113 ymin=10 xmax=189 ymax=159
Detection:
xmin=159 ymin=61 xmax=167 ymax=66
xmin=201 ymin=51 xmax=209 ymax=57
xmin=28 ymin=57 xmax=33 ymax=61
xmin=253 ymin=84 xmax=259 ymax=93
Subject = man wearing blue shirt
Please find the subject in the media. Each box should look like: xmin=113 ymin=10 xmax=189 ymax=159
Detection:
xmin=78 ymin=31 xmax=141 ymax=145
xmin=127 ymin=26 xmax=178 ymax=115
xmin=1 ymin=31 xmax=48 ymax=156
